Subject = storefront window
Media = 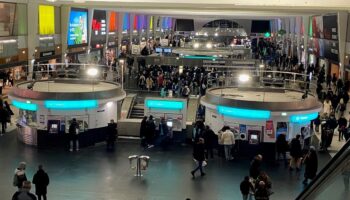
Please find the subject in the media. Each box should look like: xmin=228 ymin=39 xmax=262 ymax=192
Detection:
xmin=18 ymin=109 xmax=37 ymax=126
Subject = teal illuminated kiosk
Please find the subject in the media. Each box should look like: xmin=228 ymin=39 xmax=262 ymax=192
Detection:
xmin=200 ymin=87 xmax=322 ymax=160
xmin=9 ymin=79 xmax=126 ymax=148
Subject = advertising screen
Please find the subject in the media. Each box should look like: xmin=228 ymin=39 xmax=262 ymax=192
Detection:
xmin=68 ymin=8 xmax=88 ymax=46
xmin=91 ymin=10 xmax=107 ymax=47
xmin=323 ymin=15 xmax=338 ymax=40
xmin=39 ymin=5 xmax=55 ymax=35
xmin=324 ymin=40 xmax=339 ymax=61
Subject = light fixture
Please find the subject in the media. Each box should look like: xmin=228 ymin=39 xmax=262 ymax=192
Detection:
xmin=87 ymin=68 xmax=98 ymax=77
xmin=0 ymin=39 xmax=17 ymax=44
xmin=179 ymin=66 xmax=184 ymax=74
xmin=22 ymin=50 xmax=26 ymax=54
xmin=39 ymin=36 xmax=53 ymax=41
xmin=106 ymin=102 xmax=113 ymax=107
xmin=238 ymin=74 xmax=250 ymax=82
xmin=214 ymin=33 xmax=218 ymax=37
xmin=193 ymin=43 xmax=200 ymax=49
xmin=206 ymin=43 xmax=213 ymax=49
xmin=281 ymin=112 xmax=287 ymax=116
xmin=259 ymin=64 xmax=265 ymax=68
xmin=34 ymin=49 xmax=38 ymax=53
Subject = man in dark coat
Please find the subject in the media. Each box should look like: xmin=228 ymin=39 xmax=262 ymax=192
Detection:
xmin=140 ymin=116 xmax=148 ymax=148
xmin=32 ymin=165 xmax=49 ymax=200
xmin=203 ymin=125 xmax=216 ymax=159
xmin=250 ymin=154 xmax=263 ymax=179
xmin=191 ymin=138 xmax=206 ymax=178
xmin=68 ymin=118 xmax=80 ymax=152
xmin=145 ymin=115 xmax=156 ymax=148
xmin=106 ymin=119 xmax=117 ymax=151
xmin=276 ymin=134 xmax=288 ymax=165
xmin=302 ymin=147 xmax=318 ymax=184
xmin=289 ymin=134 xmax=302 ymax=171
xmin=240 ymin=176 xmax=254 ymax=200
xmin=0 ymin=105 xmax=9 ymax=135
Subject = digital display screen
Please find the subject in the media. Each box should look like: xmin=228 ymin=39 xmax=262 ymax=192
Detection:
xmin=39 ymin=5 xmax=55 ymax=35
xmin=68 ymin=8 xmax=88 ymax=46
xmin=109 ymin=11 xmax=117 ymax=32
xmin=167 ymin=121 xmax=173 ymax=127
xmin=251 ymin=135 xmax=258 ymax=140
xmin=91 ymin=10 xmax=107 ymax=47
xmin=51 ymin=124 xmax=58 ymax=129
xmin=163 ymin=48 xmax=172 ymax=53
xmin=155 ymin=48 xmax=162 ymax=53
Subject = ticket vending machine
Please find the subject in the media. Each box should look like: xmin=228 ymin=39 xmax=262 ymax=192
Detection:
xmin=248 ymin=130 xmax=261 ymax=145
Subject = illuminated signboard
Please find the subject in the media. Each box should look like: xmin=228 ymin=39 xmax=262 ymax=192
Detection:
xmin=12 ymin=100 xmax=38 ymax=111
xmin=39 ymin=5 xmax=55 ymax=35
xmin=91 ymin=10 xmax=107 ymax=48
xmin=44 ymin=100 xmax=98 ymax=110
xmin=217 ymin=106 xmax=271 ymax=120
xmin=122 ymin=13 xmax=130 ymax=32
xmin=290 ymin=113 xmax=318 ymax=123
xmin=67 ymin=8 xmax=88 ymax=46
xmin=145 ymin=99 xmax=184 ymax=110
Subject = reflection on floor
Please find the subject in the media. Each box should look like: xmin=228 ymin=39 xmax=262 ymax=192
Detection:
xmin=0 ymin=131 xmax=331 ymax=200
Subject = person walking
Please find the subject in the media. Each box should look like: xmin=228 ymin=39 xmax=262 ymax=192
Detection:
xmin=140 ymin=116 xmax=148 ymax=148
xmin=13 ymin=162 xmax=28 ymax=189
xmin=289 ymin=134 xmax=302 ymax=171
xmin=68 ymin=118 xmax=80 ymax=152
xmin=191 ymin=138 xmax=206 ymax=178
xmin=32 ymin=165 xmax=49 ymax=200
xmin=250 ymin=154 xmax=263 ymax=179
xmin=302 ymin=146 xmax=318 ymax=185
xmin=220 ymin=126 xmax=235 ymax=160
xmin=203 ymin=125 xmax=216 ymax=159
xmin=4 ymin=100 xmax=14 ymax=123
xmin=275 ymin=133 xmax=289 ymax=165
xmin=145 ymin=115 xmax=156 ymax=148
xmin=146 ymin=76 xmax=153 ymax=91
xmin=336 ymin=98 xmax=346 ymax=118
xmin=0 ymin=104 xmax=9 ymax=135
xmin=106 ymin=119 xmax=117 ymax=151
xmin=240 ymin=176 xmax=254 ymax=200
xmin=338 ymin=115 xmax=347 ymax=141
xmin=323 ymin=98 xmax=332 ymax=118
xmin=12 ymin=181 xmax=37 ymax=200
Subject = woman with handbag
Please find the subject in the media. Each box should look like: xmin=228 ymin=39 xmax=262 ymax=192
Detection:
xmin=191 ymin=138 xmax=206 ymax=178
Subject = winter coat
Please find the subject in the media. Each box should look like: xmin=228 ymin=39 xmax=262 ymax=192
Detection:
xmin=140 ymin=119 xmax=147 ymax=138
xmin=12 ymin=190 xmax=36 ymax=200
xmin=323 ymin=101 xmax=332 ymax=115
xmin=32 ymin=169 xmax=49 ymax=195
xmin=290 ymin=138 xmax=302 ymax=158
xmin=249 ymin=159 xmax=262 ymax=179
xmin=13 ymin=169 xmax=27 ymax=188
xmin=68 ymin=121 xmax=79 ymax=140
xmin=275 ymin=134 xmax=288 ymax=153
xmin=146 ymin=78 xmax=153 ymax=89
xmin=240 ymin=180 xmax=254 ymax=195
xmin=106 ymin=123 xmax=117 ymax=142
xmin=193 ymin=143 xmax=205 ymax=161
xmin=220 ymin=130 xmax=235 ymax=145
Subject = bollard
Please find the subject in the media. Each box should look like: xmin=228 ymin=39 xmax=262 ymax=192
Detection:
xmin=128 ymin=155 xmax=150 ymax=177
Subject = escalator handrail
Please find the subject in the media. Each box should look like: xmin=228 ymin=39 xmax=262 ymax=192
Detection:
xmin=296 ymin=138 xmax=350 ymax=199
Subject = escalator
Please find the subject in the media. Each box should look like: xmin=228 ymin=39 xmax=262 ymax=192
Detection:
xmin=296 ymin=139 xmax=350 ymax=200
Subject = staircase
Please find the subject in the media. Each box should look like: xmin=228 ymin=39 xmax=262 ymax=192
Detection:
xmin=129 ymin=103 xmax=144 ymax=119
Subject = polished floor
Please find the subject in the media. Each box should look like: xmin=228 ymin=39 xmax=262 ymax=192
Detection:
xmin=0 ymin=131 xmax=331 ymax=200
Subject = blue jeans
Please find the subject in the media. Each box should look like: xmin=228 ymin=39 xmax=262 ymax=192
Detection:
xmin=192 ymin=160 xmax=203 ymax=175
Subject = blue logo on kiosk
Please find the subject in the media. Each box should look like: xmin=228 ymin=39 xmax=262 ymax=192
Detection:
xmin=217 ymin=106 xmax=270 ymax=120
xmin=290 ymin=113 xmax=318 ymax=123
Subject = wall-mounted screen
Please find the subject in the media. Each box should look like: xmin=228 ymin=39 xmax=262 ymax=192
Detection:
xmin=91 ymin=10 xmax=107 ymax=47
xmin=251 ymin=20 xmax=270 ymax=33
xmin=323 ymin=15 xmax=338 ymax=40
xmin=67 ymin=8 xmax=88 ymax=46
xmin=39 ymin=5 xmax=55 ymax=35
xmin=175 ymin=19 xmax=194 ymax=32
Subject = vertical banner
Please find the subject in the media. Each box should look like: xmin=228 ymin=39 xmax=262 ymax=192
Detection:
xmin=264 ymin=120 xmax=275 ymax=142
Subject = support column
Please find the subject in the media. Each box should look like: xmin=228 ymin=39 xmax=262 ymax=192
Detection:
xmin=295 ymin=16 xmax=302 ymax=63
xmin=338 ymin=11 xmax=348 ymax=80
xmin=27 ymin=1 xmax=39 ymax=80
xmin=302 ymin=15 xmax=310 ymax=66
xmin=60 ymin=5 xmax=69 ymax=64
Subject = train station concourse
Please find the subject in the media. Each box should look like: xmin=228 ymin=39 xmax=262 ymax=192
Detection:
xmin=0 ymin=0 xmax=350 ymax=200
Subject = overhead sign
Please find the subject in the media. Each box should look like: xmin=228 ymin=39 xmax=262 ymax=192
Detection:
xmin=91 ymin=10 xmax=107 ymax=47
xmin=68 ymin=8 xmax=88 ymax=46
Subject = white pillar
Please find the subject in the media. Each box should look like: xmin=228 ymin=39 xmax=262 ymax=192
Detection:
xmin=302 ymin=15 xmax=310 ymax=66
xmin=27 ymin=1 xmax=39 ymax=80
xmin=338 ymin=11 xmax=348 ymax=80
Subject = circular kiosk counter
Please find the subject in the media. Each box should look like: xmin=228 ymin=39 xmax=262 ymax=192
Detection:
xmin=9 ymin=79 xmax=126 ymax=148
xmin=200 ymin=87 xmax=322 ymax=159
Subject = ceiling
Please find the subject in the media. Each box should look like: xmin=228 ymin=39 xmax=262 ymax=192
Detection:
xmin=15 ymin=0 xmax=350 ymax=18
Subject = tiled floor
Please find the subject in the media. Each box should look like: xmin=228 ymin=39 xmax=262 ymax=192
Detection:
xmin=0 ymin=131 xmax=331 ymax=200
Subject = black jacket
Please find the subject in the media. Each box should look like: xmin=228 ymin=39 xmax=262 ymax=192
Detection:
xmin=106 ymin=123 xmax=117 ymax=141
xmin=304 ymin=152 xmax=318 ymax=179
xmin=140 ymin=119 xmax=147 ymax=138
xmin=249 ymin=159 xmax=262 ymax=179
xmin=240 ymin=180 xmax=254 ymax=195
xmin=68 ymin=121 xmax=79 ymax=140
xmin=276 ymin=134 xmax=288 ymax=153
xmin=32 ymin=169 xmax=49 ymax=195
xmin=290 ymin=138 xmax=302 ymax=158
xmin=193 ymin=143 xmax=205 ymax=161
